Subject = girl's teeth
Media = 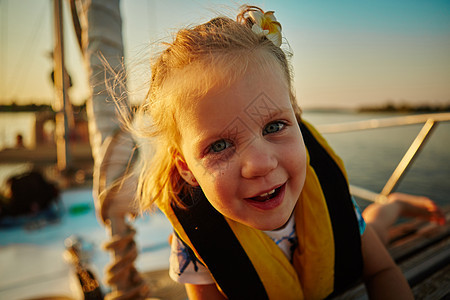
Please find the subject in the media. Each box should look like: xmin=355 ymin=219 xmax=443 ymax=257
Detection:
xmin=259 ymin=189 xmax=275 ymax=197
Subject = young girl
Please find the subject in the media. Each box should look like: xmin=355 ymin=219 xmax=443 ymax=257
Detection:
xmin=133 ymin=5 xmax=414 ymax=299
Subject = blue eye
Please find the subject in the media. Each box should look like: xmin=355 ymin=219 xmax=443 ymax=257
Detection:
xmin=209 ymin=139 xmax=231 ymax=153
xmin=263 ymin=121 xmax=285 ymax=135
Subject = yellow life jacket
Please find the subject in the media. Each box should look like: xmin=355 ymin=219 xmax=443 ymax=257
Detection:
xmin=157 ymin=120 xmax=362 ymax=299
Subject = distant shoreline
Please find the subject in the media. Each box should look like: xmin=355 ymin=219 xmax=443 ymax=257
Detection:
xmin=356 ymin=102 xmax=450 ymax=113
xmin=0 ymin=104 xmax=84 ymax=113
xmin=305 ymin=103 xmax=450 ymax=114
xmin=1 ymin=103 xmax=449 ymax=114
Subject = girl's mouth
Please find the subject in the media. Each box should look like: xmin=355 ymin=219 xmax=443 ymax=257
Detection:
xmin=249 ymin=186 xmax=282 ymax=202
xmin=244 ymin=183 xmax=286 ymax=210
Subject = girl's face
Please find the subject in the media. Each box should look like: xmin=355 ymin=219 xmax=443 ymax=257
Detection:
xmin=175 ymin=62 xmax=307 ymax=231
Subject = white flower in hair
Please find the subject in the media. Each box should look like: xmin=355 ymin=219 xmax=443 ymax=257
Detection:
xmin=248 ymin=9 xmax=282 ymax=47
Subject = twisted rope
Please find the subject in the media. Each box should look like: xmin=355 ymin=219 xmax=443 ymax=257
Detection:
xmin=102 ymin=220 xmax=152 ymax=299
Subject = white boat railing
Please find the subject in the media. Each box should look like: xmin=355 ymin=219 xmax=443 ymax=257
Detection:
xmin=316 ymin=112 xmax=450 ymax=203
xmin=316 ymin=112 xmax=450 ymax=134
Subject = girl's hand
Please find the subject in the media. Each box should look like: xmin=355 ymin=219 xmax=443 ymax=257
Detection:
xmin=387 ymin=192 xmax=446 ymax=225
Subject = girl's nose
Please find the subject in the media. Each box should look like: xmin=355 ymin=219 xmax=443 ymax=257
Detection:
xmin=240 ymin=142 xmax=277 ymax=179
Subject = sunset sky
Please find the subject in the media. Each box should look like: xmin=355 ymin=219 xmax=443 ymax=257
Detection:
xmin=1 ymin=0 xmax=449 ymax=109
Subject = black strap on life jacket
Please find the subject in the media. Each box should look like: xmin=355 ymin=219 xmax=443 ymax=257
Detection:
xmin=172 ymin=187 xmax=269 ymax=300
xmin=299 ymin=122 xmax=363 ymax=295
xmin=172 ymin=121 xmax=362 ymax=299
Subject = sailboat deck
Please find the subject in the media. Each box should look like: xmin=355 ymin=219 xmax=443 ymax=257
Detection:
xmin=334 ymin=206 xmax=450 ymax=299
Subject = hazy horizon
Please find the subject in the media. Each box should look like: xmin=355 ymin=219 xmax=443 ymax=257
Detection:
xmin=1 ymin=0 xmax=449 ymax=109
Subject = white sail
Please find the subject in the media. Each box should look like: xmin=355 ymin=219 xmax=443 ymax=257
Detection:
xmin=74 ymin=0 xmax=147 ymax=298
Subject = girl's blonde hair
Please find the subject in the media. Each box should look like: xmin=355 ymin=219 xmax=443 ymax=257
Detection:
xmin=134 ymin=5 xmax=302 ymax=211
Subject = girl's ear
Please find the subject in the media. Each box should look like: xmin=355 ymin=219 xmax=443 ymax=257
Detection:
xmin=174 ymin=152 xmax=199 ymax=187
